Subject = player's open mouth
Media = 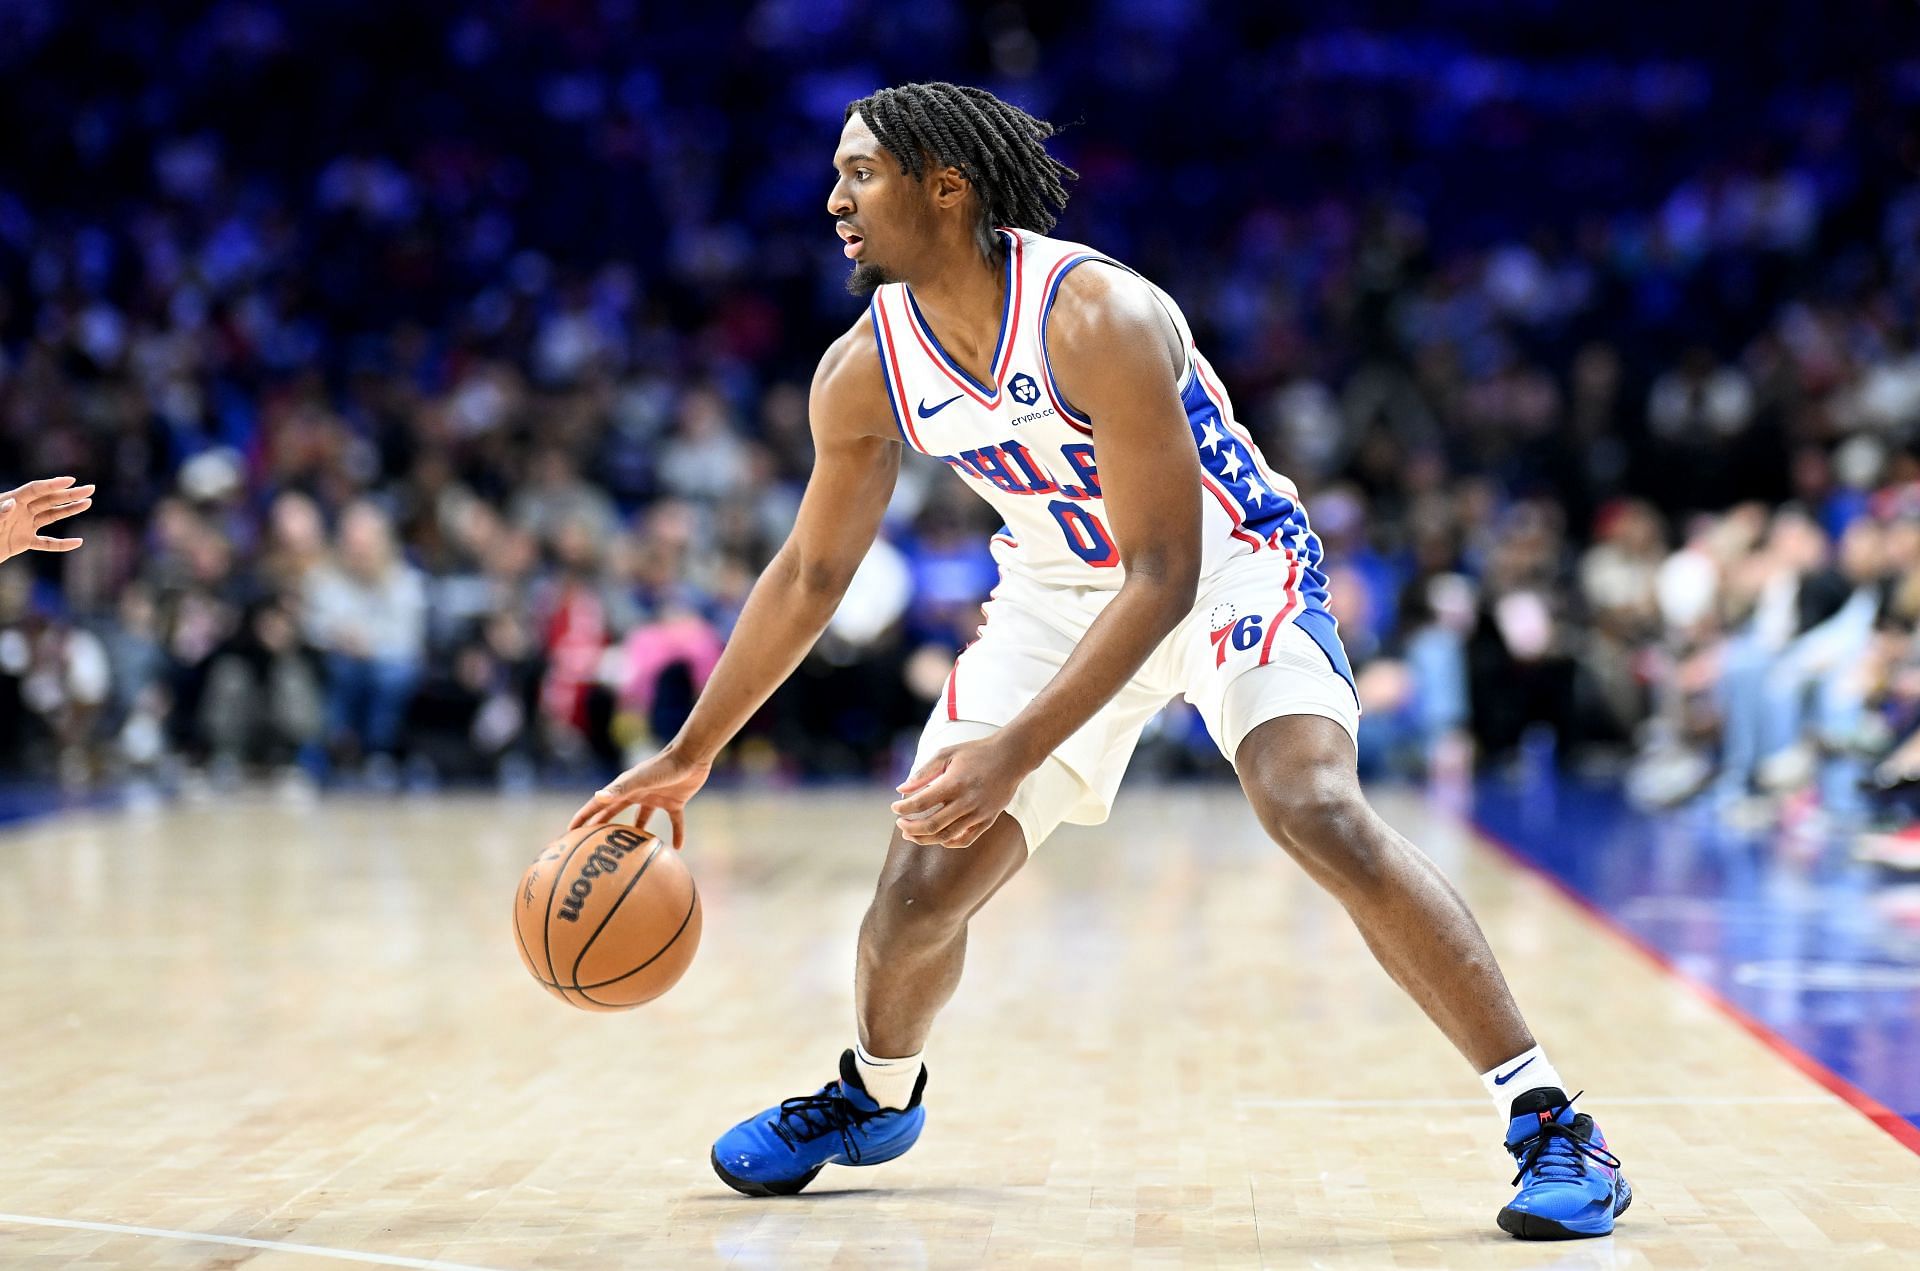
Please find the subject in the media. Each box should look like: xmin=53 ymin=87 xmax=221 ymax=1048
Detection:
xmin=838 ymin=226 xmax=866 ymax=259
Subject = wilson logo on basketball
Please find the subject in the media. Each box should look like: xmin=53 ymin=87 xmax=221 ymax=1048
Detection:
xmin=556 ymin=827 xmax=646 ymax=923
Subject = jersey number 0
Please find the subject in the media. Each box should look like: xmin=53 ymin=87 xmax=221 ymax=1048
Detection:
xmin=1047 ymin=500 xmax=1118 ymax=568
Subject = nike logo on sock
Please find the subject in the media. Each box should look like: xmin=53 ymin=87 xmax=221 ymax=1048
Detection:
xmin=917 ymin=394 xmax=963 ymax=418
xmin=1493 ymin=1056 xmax=1536 ymax=1086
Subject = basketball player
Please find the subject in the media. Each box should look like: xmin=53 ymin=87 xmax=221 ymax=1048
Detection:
xmin=0 ymin=476 xmax=94 ymax=563
xmin=571 ymin=84 xmax=1629 ymax=1240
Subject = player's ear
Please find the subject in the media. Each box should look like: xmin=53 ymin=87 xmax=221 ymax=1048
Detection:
xmin=929 ymin=164 xmax=970 ymax=210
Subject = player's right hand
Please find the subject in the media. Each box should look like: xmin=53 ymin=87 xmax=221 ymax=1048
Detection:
xmin=567 ymin=747 xmax=711 ymax=849
xmin=0 ymin=476 xmax=95 ymax=563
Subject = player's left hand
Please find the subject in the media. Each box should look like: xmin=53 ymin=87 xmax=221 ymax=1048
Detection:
xmin=891 ymin=735 xmax=1031 ymax=848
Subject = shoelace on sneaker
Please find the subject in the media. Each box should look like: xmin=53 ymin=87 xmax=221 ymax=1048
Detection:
xmin=770 ymin=1086 xmax=869 ymax=1163
xmin=1507 ymin=1091 xmax=1622 ymax=1187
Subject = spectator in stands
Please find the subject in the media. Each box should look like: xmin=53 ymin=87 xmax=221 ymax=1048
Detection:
xmin=511 ymin=447 xmax=620 ymax=547
xmin=1716 ymin=508 xmax=1845 ymax=803
xmin=1354 ymin=572 xmax=1473 ymax=778
xmin=1467 ymin=502 xmax=1580 ymax=764
xmin=658 ymin=386 xmax=754 ymax=511
xmin=1751 ymin=518 xmax=1887 ymax=802
xmin=2 ymin=1 xmax=1918 ymax=812
xmin=198 ymin=596 xmax=323 ymax=783
xmin=1578 ymin=500 xmax=1667 ymax=742
xmin=302 ymin=502 xmax=428 ymax=782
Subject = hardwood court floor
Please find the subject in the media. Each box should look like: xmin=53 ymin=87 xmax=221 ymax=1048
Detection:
xmin=0 ymin=785 xmax=1916 ymax=1269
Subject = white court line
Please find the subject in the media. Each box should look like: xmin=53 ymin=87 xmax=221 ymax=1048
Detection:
xmin=1236 ymin=1094 xmax=1833 ymax=1109
xmin=0 ymin=1213 xmax=510 ymax=1271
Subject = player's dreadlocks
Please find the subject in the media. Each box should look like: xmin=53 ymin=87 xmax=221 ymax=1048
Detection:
xmin=846 ymin=82 xmax=1077 ymax=242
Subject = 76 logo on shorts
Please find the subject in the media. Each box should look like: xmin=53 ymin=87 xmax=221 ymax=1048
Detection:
xmin=1207 ymin=609 xmax=1265 ymax=667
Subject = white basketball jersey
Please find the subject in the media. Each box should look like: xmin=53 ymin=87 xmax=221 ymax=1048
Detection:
xmin=868 ymin=228 xmax=1330 ymax=610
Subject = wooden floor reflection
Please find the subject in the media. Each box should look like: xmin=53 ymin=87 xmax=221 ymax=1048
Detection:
xmin=0 ymin=785 xmax=1915 ymax=1268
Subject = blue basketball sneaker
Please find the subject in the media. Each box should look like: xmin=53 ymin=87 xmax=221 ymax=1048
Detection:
xmin=1499 ymin=1088 xmax=1632 ymax=1239
xmin=710 ymin=1050 xmax=927 ymax=1196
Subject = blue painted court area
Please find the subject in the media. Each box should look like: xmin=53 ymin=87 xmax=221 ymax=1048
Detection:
xmin=0 ymin=784 xmax=79 ymax=829
xmin=1474 ymin=773 xmax=1920 ymax=1139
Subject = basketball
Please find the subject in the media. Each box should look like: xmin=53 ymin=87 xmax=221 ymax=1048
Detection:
xmin=513 ymin=824 xmax=702 ymax=1011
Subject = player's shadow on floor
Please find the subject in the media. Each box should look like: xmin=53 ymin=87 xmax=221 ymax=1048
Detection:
xmin=688 ymin=1188 xmax=1627 ymax=1267
xmin=686 ymin=1185 xmax=1010 ymax=1205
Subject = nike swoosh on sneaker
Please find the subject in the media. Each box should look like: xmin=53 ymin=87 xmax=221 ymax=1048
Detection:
xmin=917 ymin=394 xmax=964 ymax=418
xmin=1493 ymin=1056 xmax=1536 ymax=1086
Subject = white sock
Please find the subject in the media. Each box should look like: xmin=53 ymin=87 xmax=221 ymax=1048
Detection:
xmin=854 ymin=1042 xmax=923 ymax=1111
xmin=1479 ymin=1045 xmax=1566 ymax=1121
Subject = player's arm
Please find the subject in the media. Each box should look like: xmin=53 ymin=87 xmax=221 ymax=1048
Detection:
xmin=892 ymin=267 xmax=1203 ymax=847
xmin=569 ymin=325 xmax=904 ymax=839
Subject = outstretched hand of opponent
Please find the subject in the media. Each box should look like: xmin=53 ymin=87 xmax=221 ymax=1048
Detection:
xmin=567 ymin=746 xmax=711 ymax=848
xmin=891 ymin=734 xmax=1032 ymax=848
xmin=0 ymin=476 xmax=95 ymax=564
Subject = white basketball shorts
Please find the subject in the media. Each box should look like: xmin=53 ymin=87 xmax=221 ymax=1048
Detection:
xmin=911 ymin=553 xmax=1360 ymax=851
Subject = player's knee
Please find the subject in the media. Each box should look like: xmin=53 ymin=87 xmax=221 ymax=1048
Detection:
xmin=1258 ymin=775 xmax=1363 ymax=853
xmin=1246 ymin=762 xmax=1382 ymax=888
xmin=865 ymin=853 xmax=978 ymax=948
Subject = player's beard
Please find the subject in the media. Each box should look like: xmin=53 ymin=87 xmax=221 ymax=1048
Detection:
xmin=845 ymin=260 xmax=894 ymax=297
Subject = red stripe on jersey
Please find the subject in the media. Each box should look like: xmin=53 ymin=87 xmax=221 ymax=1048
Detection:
xmin=874 ymin=296 xmax=925 ymax=452
xmin=999 ymin=231 xmax=1025 ymax=383
xmin=1036 ymin=252 xmax=1097 ymax=435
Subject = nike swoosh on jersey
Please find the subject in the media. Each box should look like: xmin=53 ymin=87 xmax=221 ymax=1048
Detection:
xmin=917 ymin=394 xmax=964 ymax=418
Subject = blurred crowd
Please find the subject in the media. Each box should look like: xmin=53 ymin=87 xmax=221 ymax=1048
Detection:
xmin=2 ymin=1 xmax=1919 ymax=842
